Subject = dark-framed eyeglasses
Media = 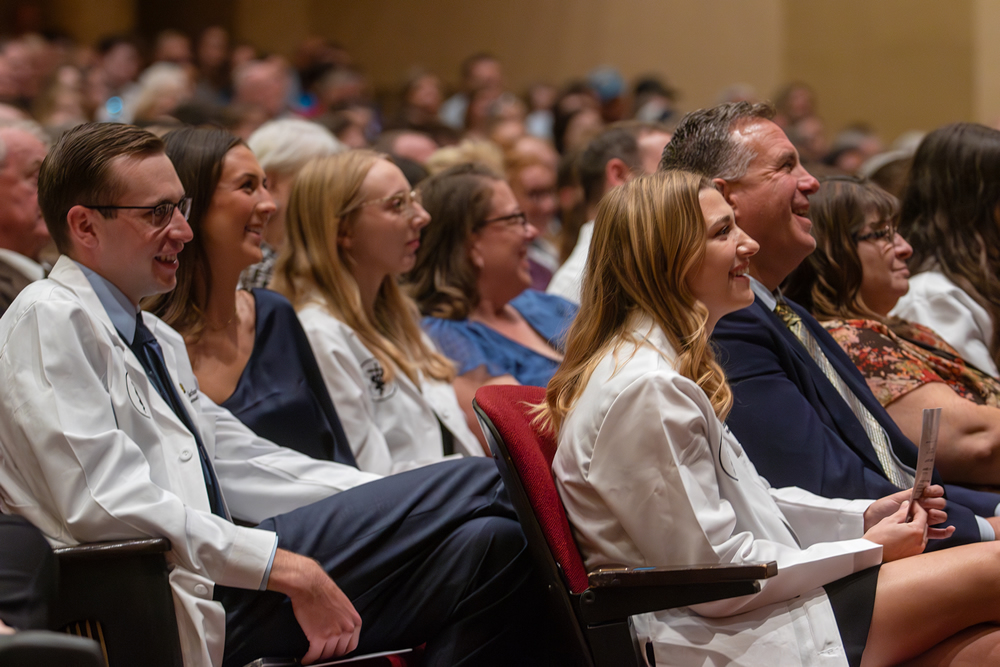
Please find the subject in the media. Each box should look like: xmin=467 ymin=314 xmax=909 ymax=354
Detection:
xmin=479 ymin=211 xmax=529 ymax=230
xmin=82 ymin=197 xmax=193 ymax=228
xmin=340 ymin=190 xmax=423 ymax=218
xmin=853 ymin=219 xmax=898 ymax=244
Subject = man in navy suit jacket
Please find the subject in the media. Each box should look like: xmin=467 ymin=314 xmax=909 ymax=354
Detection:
xmin=660 ymin=102 xmax=1000 ymax=548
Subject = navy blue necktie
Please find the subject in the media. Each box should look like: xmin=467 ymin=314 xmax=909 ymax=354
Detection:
xmin=126 ymin=313 xmax=230 ymax=520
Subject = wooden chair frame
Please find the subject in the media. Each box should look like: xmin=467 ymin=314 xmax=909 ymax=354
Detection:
xmin=52 ymin=537 xmax=182 ymax=667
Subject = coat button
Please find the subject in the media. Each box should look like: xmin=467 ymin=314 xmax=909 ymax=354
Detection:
xmin=180 ymin=449 xmax=193 ymax=462
xmin=194 ymin=584 xmax=209 ymax=596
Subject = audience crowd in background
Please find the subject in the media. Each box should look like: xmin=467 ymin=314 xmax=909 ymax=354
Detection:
xmin=0 ymin=25 xmax=930 ymax=275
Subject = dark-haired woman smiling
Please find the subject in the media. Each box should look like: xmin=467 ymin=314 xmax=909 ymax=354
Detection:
xmin=407 ymin=163 xmax=576 ymax=437
xmin=145 ymin=126 xmax=362 ymax=468
xmin=785 ymin=176 xmax=1000 ymax=485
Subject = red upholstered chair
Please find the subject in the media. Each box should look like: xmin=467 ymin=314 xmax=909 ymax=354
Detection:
xmin=473 ymin=385 xmax=777 ymax=667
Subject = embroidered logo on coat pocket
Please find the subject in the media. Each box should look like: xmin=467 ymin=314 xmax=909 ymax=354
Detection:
xmin=361 ymin=358 xmax=396 ymax=401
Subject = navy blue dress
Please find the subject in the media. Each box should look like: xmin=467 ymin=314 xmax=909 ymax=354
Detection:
xmin=221 ymin=288 xmax=357 ymax=467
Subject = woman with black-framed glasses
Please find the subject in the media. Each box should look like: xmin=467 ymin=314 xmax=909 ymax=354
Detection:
xmin=406 ymin=162 xmax=577 ymax=445
xmin=784 ymin=176 xmax=1000 ymax=485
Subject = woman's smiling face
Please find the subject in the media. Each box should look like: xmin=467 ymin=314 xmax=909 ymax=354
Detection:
xmin=856 ymin=212 xmax=912 ymax=317
xmin=200 ymin=145 xmax=276 ymax=273
xmin=687 ymin=187 xmax=760 ymax=330
xmin=470 ymin=179 xmax=538 ymax=292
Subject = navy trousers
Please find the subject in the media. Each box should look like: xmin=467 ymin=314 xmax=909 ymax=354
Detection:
xmin=0 ymin=514 xmax=56 ymax=630
xmin=217 ymin=458 xmax=552 ymax=667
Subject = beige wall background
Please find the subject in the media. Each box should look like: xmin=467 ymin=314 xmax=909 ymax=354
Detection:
xmin=19 ymin=0 xmax=1000 ymax=143
xmin=785 ymin=0 xmax=974 ymax=144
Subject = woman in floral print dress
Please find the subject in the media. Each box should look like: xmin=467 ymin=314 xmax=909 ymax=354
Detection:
xmin=784 ymin=176 xmax=1000 ymax=486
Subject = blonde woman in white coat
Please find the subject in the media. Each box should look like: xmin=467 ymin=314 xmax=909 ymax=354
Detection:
xmin=542 ymin=170 xmax=1000 ymax=667
xmin=271 ymin=151 xmax=482 ymax=475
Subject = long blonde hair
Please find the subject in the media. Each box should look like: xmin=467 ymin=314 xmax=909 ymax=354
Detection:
xmin=542 ymin=170 xmax=734 ymax=431
xmin=270 ymin=150 xmax=455 ymax=385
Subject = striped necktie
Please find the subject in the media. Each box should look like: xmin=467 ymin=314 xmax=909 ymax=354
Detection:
xmin=773 ymin=298 xmax=914 ymax=488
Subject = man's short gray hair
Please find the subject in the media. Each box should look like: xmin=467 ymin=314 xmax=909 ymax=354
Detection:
xmin=0 ymin=119 xmax=49 ymax=167
xmin=659 ymin=101 xmax=775 ymax=181
xmin=247 ymin=118 xmax=345 ymax=176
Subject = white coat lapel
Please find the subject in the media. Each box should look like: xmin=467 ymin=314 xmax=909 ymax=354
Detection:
xmin=47 ymin=258 xmax=214 ymax=512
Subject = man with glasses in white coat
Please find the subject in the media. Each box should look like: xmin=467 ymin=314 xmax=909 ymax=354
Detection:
xmin=0 ymin=122 xmax=553 ymax=667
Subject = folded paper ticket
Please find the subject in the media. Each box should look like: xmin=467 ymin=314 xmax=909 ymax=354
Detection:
xmin=908 ymin=407 xmax=942 ymax=520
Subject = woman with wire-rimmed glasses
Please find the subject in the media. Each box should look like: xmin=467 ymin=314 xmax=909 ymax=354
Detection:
xmin=405 ymin=162 xmax=577 ymax=446
xmin=270 ymin=150 xmax=485 ymax=473
xmin=784 ymin=175 xmax=1000 ymax=486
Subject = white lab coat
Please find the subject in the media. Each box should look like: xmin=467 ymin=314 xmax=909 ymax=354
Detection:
xmin=0 ymin=257 xmax=379 ymax=667
xmin=891 ymin=270 xmax=1000 ymax=377
xmin=297 ymin=301 xmax=482 ymax=475
xmin=552 ymin=317 xmax=883 ymax=666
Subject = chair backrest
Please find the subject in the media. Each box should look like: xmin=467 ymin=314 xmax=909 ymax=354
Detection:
xmin=472 ymin=385 xmax=589 ymax=594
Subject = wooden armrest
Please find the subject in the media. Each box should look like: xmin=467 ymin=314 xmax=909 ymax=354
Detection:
xmin=588 ymin=561 xmax=778 ymax=588
xmin=53 ymin=538 xmax=171 ymax=561
xmin=576 ymin=561 xmax=778 ymax=625
xmin=51 ymin=538 xmax=180 ymax=666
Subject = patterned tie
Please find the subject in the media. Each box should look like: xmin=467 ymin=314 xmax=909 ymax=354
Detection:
xmin=126 ymin=313 xmax=231 ymax=520
xmin=774 ymin=298 xmax=914 ymax=488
